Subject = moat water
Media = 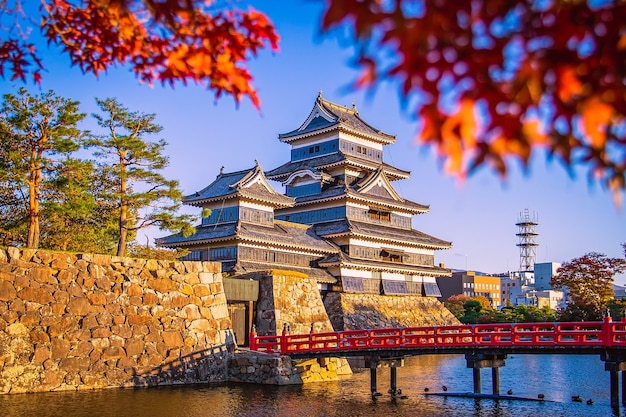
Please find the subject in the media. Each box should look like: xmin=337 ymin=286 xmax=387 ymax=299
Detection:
xmin=1 ymin=354 xmax=623 ymax=417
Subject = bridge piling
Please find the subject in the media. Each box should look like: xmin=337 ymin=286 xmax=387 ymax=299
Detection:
xmin=370 ymin=366 xmax=378 ymax=397
xmin=472 ymin=368 xmax=481 ymax=394
xmin=622 ymin=372 xmax=626 ymax=406
xmin=466 ymin=353 xmax=507 ymax=395
xmin=602 ymin=352 xmax=626 ymax=407
xmin=364 ymin=357 xmax=405 ymax=398
xmin=492 ymin=367 xmax=500 ymax=395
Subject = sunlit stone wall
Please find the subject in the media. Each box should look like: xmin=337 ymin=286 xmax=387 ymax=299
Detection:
xmin=0 ymin=247 xmax=232 ymax=394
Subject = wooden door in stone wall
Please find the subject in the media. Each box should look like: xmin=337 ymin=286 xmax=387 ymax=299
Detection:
xmin=228 ymin=303 xmax=247 ymax=346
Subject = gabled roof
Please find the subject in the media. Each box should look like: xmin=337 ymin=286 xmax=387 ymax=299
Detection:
xmin=313 ymin=219 xmax=452 ymax=250
xmin=355 ymin=166 xmax=402 ymax=200
xmin=282 ymin=179 xmax=429 ymax=214
xmin=184 ymin=162 xmax=294 ymax=208
xmin=158 ymin=220 xmax=338 ymax=254
xmin=265 ymin=151 xmax=410 ymax=181
xmin=278 ymin=92 xmax=396 ymax=144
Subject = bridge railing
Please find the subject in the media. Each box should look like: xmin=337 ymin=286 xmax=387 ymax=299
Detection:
xmin=249 ymin=317 xmax=626 ymax=355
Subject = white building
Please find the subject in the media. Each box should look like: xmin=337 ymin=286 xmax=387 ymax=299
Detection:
xmin=534 ymin=262 xmax=561 ymax=291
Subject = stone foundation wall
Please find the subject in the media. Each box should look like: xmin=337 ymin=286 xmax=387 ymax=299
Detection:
xmin=0 ymin=247 xmax=232 ymax=394
xmin=324 ymin=293 xmax=460 ymax=331
xmin=228 ymin=351 xmax=352 ymax=385
xmin=250 ymin=270 xmax=335 ymax=336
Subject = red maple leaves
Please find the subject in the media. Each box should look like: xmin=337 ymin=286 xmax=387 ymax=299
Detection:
xmin=2 ymin=0 xmax=279 ymax=108
xmin=322 ymin=0 xmax=626 ymax=203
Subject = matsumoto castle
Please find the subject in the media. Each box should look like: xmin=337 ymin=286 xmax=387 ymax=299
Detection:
xmin=159 ymin=92 xmax=452 ymax=299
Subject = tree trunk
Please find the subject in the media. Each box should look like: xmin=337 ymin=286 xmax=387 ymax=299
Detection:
xmin=117 ymin=165 xmax=128 ymax=257
xmin=27 ymin=154 xmax=41 ymax=249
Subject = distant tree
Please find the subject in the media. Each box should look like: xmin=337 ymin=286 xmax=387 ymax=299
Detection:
xmin=551 ymin=251 xmax=626 ymax=321
xmin=88 ymin=98 xmax=198 ymax=256
xmin=321 ymin=1 xmax=626 ymax=203
xmin=1 ymin=0 xmax=279 ymax=108
xmin=0 ymin=88 xmax=84 ymax=248
xmin=444 ymin=294 xmax=471 ymax=320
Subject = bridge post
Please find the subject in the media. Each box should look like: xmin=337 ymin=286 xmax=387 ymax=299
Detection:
xmin=364 ymin=356 xmax=404 ymax=398
xmin=491 ymin=367 xmax=500 ymax=395
xmin=602 ymin=351 xmax=626 ymax=408
xmin=622 ymin=371 xmax=626 ymax=406
xmin=370 ymin=366 xmax=378 ymax=396
xmin=473 ymin=368 xmax=481 ymax=394
xmin=365 ymin=357 xmax=379 ymax=397
xmin=465 ymin=352 xmax=507 ymax=395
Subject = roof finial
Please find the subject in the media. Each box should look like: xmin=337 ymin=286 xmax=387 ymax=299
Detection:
xmin=255 ymin=159 xmax=259 ymax=167
xmin=318 ymin=89 xmax=323 ymax=98
xmin=220 ymin=165 xmax=224 ymax=174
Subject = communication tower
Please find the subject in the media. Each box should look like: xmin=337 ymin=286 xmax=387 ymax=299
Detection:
xmin=516 ymin=209 xmax=538 ymax=273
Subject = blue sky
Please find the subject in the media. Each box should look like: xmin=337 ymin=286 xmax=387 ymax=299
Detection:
xmin=1 ymin=1 xmax=624 ymax=281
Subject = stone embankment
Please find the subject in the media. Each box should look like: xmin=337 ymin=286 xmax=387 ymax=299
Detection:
xmin=324 ymin=292 xmax=460 ymax=331
xmin=0 ymin=247 xmax=232 ymax=394
xmin=228 ymin=351 xmax=352 ymax=385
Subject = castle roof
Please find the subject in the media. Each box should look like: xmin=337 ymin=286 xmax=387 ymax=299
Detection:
xmin=265 ymin=151 xmax=410 ymax=182
xmin=185 ymin=163 xmax=294 ymax=208
xmin=318 ymin=252 xmax=451 ymax=277
xmin=279 ymin=168 xmax=429 ymax=214
xmin=228 ymin=261 xmax=337 ymax=284
xmin=313 ymin=219 xmax=451 ymax=250
xmin=158 ymin=220 xmax=337 ymax=254
xmin=278 ymin=92 xmax=396 ymax=144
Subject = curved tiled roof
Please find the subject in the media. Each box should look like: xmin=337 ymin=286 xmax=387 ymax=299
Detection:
xmin=231 ymin=261 xmax=337 ymax=284
xmin=278 ymin=92 xmax=396 ymax=144
xmin=317 ymin=252 xmax=451 ymax=276
xmin=265 ymin=151 xmax=410 ymax=181
xmin=185 ymin=164 xmax=294 ymax=208
xmin=283 ymin=179 xmax=429 ymax=214
xmin=159 ymin=220 xmax=337 ymax=254
xmin=313 ymin=219 xmax=451 ymax=250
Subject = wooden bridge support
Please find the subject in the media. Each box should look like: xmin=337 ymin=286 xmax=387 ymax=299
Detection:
xmin=602 ymin=352 xmax=626 ymax=408
xmin=364 ymin=357 xmax=405 ymax=398
xmin=465 ymin=353 xmax=507 ymax=395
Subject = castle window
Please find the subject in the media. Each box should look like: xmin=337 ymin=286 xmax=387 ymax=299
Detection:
xmin=368 ymin=209 xmax=391 ymax=222
xmin=381 ymin=248 xmax=404 ymax=263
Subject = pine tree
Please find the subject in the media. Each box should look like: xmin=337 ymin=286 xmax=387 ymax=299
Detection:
xmin=0 ymin=88 xmax=85 ymax=248
xmin=88 ymin=98 xmax=197 ymax=256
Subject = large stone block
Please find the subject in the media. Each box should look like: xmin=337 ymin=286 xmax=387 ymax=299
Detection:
xmin=17 ymin=287 xmax=53 ymax=305
xmin=0 ymin=280 xmax=17 ymax=301
xmin=148 ymin=279 xmax=178 ymax=293
xmin=193 ymin=285 xmax=212 ymax=297
xmin=51 ymin=338 xmax=70 ymax=359
xmin=67 ymin=297 xmax=91 ymax=316
xmin=162 ymin=330 xmax=183 ymax=347
xmin=28 ymin=266 xmax=53 ymax=284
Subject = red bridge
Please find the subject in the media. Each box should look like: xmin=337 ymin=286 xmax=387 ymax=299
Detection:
xmin=249 ymin=316 xmax=626 ymax=407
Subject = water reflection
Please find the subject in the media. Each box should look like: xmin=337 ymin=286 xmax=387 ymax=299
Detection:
xmin=0 ymin=354 xmax=623 ymax=417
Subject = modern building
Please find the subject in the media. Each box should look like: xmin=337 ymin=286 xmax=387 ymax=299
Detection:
xmin=534 ymin=262 xmax=561 ymax=291
xmin=159 ymin=92 xmax=452 ymax=299
xmin=437 ymin=271 xmax=502 ymax=308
